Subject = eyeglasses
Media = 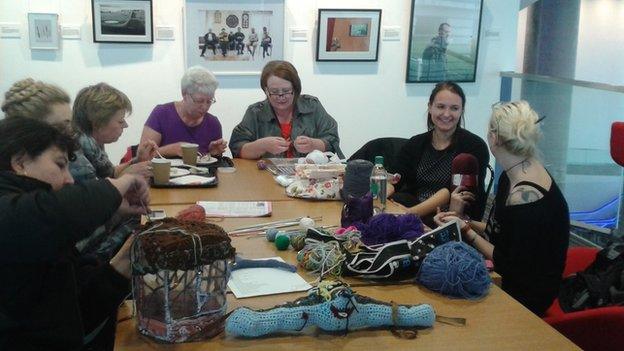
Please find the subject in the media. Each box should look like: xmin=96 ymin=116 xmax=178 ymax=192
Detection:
xmin=266 ymin=89 xmax=294 ymax=98
xmin=188 ymin=94 xmax=216 ymax=105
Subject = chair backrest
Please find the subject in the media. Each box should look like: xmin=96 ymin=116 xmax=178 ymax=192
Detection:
xmin=348 ymin=137 xmax=408 ymax=175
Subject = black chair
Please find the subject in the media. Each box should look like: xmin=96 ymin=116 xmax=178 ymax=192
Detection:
xmin=348 ymin=137 xmax=408 ymax=174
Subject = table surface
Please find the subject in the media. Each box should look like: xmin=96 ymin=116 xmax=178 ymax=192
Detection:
xmin=116 ymin=160 xmax=579 ymax=350
xmin=149 ymin=159 xmax=292 ymax=205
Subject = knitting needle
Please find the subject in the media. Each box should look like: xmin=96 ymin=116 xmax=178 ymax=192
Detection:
xmin=228 ymin=216 xmax=323 ymax=236
xmin=230 ymin=216 xmax=322 ymax=232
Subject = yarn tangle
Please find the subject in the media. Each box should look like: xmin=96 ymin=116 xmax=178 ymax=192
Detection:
xmin=417 ymin=242 xmax=491 ymax=299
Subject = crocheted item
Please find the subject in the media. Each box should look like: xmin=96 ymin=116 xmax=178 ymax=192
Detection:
xmin=225 ymin=281 xmax=435 ymax=337
xmin=132 ymin=218 xmax=235 ymax=274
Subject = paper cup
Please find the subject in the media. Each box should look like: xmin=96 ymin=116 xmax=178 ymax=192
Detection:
xmin=151 ymin=158 xmax=171 ymax=185
xmin=181 ymin=143 xmax=199 ymax=165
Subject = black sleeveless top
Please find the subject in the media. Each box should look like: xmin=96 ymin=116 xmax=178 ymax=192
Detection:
xmin=486 ymin=172 xmax=570 ymax=315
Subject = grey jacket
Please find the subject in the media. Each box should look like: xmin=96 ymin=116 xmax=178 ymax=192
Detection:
xmin=229 ymin=94 xmax=344 ymax=158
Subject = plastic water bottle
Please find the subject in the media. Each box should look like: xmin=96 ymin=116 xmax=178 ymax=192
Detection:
xmin=370 ymin=155 xmax=388 ymax=213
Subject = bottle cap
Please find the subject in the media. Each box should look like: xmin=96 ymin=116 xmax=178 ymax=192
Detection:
xmin=374 ymin=155 xmax=384 ymax=165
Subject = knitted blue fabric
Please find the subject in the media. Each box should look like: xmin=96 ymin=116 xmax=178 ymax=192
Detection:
xmin=226 ymin=284 xmax=435 ymax=337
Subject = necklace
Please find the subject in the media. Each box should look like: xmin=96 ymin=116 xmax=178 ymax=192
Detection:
xmin=505 ymin=158 xmax=528 ymax=173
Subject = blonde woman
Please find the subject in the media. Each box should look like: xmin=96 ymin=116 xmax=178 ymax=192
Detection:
xmin=435 ymin=100 xmax=569 ymax=316
xmin=1 ymin=78 xmax=72 ymax=126
xmin=71 ymin=83 xmax=156 ymax=183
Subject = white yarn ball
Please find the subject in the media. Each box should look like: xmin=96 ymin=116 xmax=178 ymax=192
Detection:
xmin=305 ymin=150 xmax=328 ymax=164
xmin=299 ymin=217 xmax=315 ymax=229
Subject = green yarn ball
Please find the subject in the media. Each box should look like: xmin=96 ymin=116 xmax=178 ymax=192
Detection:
xmin=275 ymin=235 xmax=290 ymax=251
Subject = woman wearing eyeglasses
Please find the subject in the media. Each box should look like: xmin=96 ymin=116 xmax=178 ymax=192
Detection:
xmin=434 ymin=101 xmax=569 ymax=316
xmin=140 ymin=66 xmax=227 ymax=158
xmin=230 ymin=60 xmax=343 ymax=159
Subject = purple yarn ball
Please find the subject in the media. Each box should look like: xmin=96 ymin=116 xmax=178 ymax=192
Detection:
xmin=360 ymin=213 xmax=424 ymax=245
xmin=396 ymin=214 xmax=425 ymax=240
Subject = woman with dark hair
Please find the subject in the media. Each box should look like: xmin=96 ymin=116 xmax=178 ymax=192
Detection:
xmin=0 ymin=117 xmax=150 ymax=350
xmin=229 ymin=60 xmax=343 ymax=159
xmin=435 ymin=101 xmax=569 ymax=316
xmin=389 ymin=81 xmax=489 ymax=221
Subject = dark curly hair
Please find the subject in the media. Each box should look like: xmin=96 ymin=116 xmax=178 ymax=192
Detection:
xmin=0 ymin=117 xmax=78 ymax=171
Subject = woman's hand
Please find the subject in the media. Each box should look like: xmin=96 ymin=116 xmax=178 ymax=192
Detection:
xmin=449 ymin=186 xmax=475 ymax=215
xmin=135 ymin=139 xmax=159 ymax=162
xmin=259 ymin=137 xmax=290 ymax=155
xmin=108 ymin=174 xmax=150 ymax=216
xmin=208 ymin=138 xmax=228 ymax=156
xmin=122 ymin=161 xmax=152 ymax=179
xmin=294 ymin=136 xmax=322 ymax=154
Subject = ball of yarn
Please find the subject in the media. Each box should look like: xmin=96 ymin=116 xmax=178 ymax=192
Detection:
xmin=257 ymin=160 xmax=267 ymax=170
xmin=291 ymin=233 xmax=307 ymax=251
xmin=417 ymin=242 xmax=491 ymax=299
xmin=359 ymin=213 xmax=424 ymax=245
xmin=265 ymin=228 xmax=278 ymax=242
xmin=341 ymin=159 xmax=374 ymax=199
xmin=275 ymin=235 xmax=290 ymax=250
xmin=299 ymin=217 xmax=315 ymax=229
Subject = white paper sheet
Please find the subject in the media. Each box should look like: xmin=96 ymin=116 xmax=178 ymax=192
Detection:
xmin=227 ymin=257 xmax=312 ymax=298
xmin=197 ymin=201 xmax=272 ymax=217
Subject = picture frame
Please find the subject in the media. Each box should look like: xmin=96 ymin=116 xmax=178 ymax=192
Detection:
xmin=28 ymin=13 xmax=60 ymax=50
xmin=316 ymin=9 xmax=381 ymax=62
xmin=91 ymin=0 xmax=153 ymax=43
xmin=406 ymin=0 xmax=483 ymax=83
xmin=185 ymin=0 xmax=285 ymax=76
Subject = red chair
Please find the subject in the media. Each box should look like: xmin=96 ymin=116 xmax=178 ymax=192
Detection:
xmin=543 ymin=247 xmax=624 ymax=351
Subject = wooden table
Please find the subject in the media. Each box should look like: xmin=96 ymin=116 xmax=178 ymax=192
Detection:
xmin=116 ymin=284 xmax=577 ymax=350
xmin=150 ymin=159 xmax=292 ymax=205
xmin=117 ymin=161 xmax=579 ymax=350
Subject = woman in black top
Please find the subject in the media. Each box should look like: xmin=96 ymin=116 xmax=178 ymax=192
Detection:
xmin=390 ymin=81 xmax=489 ymax=221
xmin=0 ymin=118 xmax=150 ymax=350
xmin=435 ymin=100 xmax=569 ymax=316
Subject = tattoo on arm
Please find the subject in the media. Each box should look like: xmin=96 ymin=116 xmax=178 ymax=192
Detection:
xmin=506 ymin=185 xmax=543 ymax=206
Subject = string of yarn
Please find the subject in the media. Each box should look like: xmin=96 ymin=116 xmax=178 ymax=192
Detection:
xmin=297 ymin=241 xmax=345 ymax=279
xmin=357 ymin=213 xmax=425 ymax=245
xmin=417 ymin=242 xmax=491 ymax=299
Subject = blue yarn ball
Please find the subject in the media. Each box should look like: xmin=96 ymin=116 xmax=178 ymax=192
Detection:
xmin=417 ymin=242 xmax=491 ymax=299
xmin=265 ymin=228 xmax=278 ymax=242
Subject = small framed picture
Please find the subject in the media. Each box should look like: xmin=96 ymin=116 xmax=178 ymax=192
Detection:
xmin=316 ymin=9 xmax=381 ymax=62
xmin=28 ymin=13 xmax=60 ymax=50
xmin=91 ymin=0 xmax=153 ymax=43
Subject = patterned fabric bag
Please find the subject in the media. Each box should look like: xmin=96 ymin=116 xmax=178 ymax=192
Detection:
xmin=286 ymin=178 xmax=341 ymax=200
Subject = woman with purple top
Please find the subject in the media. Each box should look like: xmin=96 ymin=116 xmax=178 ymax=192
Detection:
xmin=140 ymin=66 xmax=227 ymax=157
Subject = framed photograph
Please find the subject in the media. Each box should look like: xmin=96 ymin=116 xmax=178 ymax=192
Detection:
xmin=28 ymin=13 xmax=60 ymax=50
xmin=91 ymin=0 xmax=153 ymax=43
xmin=316 ymin=9 xmax=381 ymax=62
xmin=406 ymin=0 xmax=483 ymax=83
xmin=185 ymin=0 xmax=285 ymax=76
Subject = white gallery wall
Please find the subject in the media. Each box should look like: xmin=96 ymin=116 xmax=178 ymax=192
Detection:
xmin=0 ymin=0 xmax=519 ymax=163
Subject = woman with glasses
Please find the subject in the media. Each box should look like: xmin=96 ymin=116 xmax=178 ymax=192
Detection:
xmin=389 ymin=81 xmax=489 ymax=223
xmin=230 ymin=60 xmax=343 ymax=159
xmin=434 ymin=101 xmax=569 ymax=316
xmin=140 ymin=65 xmax=227 ymax=157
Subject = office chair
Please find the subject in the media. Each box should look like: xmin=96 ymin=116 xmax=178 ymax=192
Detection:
xmin=543 ymin=247 xmax=624 ymax=351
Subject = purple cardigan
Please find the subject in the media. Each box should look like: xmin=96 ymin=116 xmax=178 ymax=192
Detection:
xmin=145 ymin=102 xmax=222 ymax=154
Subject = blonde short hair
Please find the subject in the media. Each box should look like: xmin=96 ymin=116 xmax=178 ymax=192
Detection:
xmin=488 ymin=100 xmax=541 ymax=158
xmin=181 ymin=66 xmax=219 ymax=96
xmin=1 ymin=78 xmax=70 ymax=120
xmin=72 ymin=83 xmax=132 ymax=135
